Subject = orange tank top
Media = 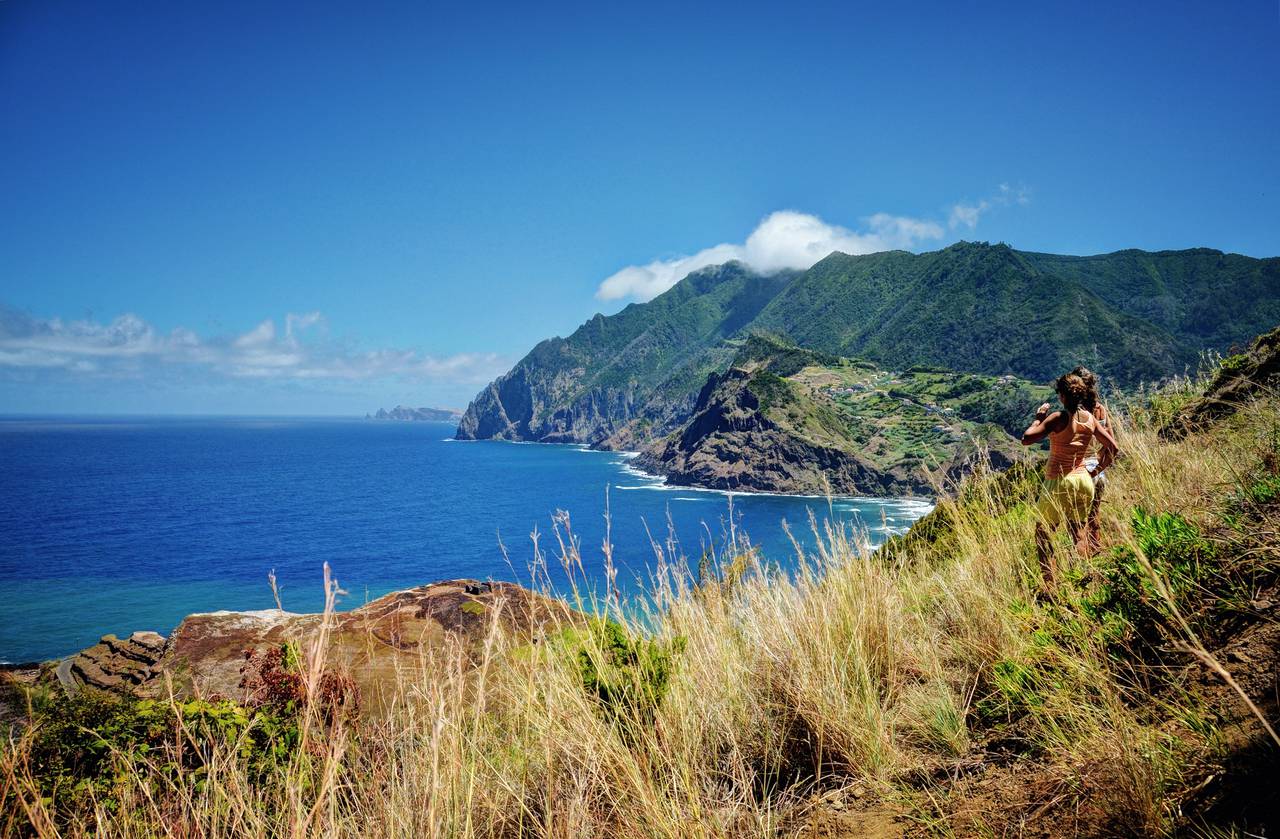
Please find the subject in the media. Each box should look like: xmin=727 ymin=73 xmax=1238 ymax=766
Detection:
xmin=1046 ymin=408 xmax=1096 ymax=479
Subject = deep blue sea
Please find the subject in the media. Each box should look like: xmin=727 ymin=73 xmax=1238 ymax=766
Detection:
xmin=0 ymin=417 xmax=931 ymax=663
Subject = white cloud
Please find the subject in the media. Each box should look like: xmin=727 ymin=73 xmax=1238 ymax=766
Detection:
xmin=0 ymin=307 xmax=508 ymax=387
xmin=285 ymin=311 xmax=323 ymax=341
xmin=596 ymin=186 xmax=1030 ymax=302
xmin=233 ymin=319 xmax=276 ymax=348
xmin=948 ymin=183 xmax=1031 ymax=231
xmin=595 ymin=210 xmax=942 ymax=302
xmin=948 ymin=203 xmax=984 ymax=230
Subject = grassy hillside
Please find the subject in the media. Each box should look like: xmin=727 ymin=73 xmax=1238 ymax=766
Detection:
xmin=9 ymin=341 xmax=1279 ymax=837
xmin=783 ymin=352 xmax=1046 ymax=472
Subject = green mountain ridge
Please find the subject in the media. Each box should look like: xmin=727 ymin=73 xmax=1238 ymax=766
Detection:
xmin=457 ymin=243 xmax=1280 ymax=472
xmin=457 ymin=261 xmax=793 ymax=443
xmin=749 ymin=243 xmax=1232 ymax=383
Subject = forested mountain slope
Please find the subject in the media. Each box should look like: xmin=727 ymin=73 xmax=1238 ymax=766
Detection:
xmin=458 ymin=242 xmax=1279 ymax=450
xmin=456 ymin=262 xmax=794 ymax=442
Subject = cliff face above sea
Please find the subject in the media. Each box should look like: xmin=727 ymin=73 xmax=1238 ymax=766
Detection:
xmin=634 ymin=368 xmax=903 ymax=495
xmin=455 ymin=262 xmax=796 ymax=446
xmin=455 ymin=362 xmax=644 ymax=443
xmin=633 ymin=349 xmax=1024 ymax=497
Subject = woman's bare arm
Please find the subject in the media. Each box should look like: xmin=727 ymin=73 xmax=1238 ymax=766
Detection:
xmin=1022 ymin=403 xmax=1065 ymax=445
xmin=1093 ymin=420 xmax=1120 ymax=472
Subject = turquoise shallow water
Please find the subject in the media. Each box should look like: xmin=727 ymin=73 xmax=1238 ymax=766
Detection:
xmin=0 ymin=416 xmax=931 ymax=662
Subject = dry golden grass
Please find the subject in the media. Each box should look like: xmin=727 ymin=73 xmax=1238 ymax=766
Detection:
xmin=4 ymin=389 xmax=1277 ymax=838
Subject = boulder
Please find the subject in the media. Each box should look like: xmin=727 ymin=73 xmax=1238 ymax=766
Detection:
xmin=67 ymin=631 xmax=168 ymax=694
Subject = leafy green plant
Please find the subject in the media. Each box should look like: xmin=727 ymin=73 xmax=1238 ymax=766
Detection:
xmin=16 ymin=641 xmax=359 ymax=824
xmin=979 ymin=658 xmax=1043 ymax=721
xmin=1241 ymin=474 xmax=1280 ymax=507
xmin=1083 ymin=508 xmax=1218 ymax=646
xmin=573 ymin=619 xmax=684 ymax=730
xmin=1216 ymin=353 xmax=1250 ymax=382
xmin=747 ymin=369 xmax=793 ymax=412
xmin=20 ymin=692 xmax=258 ymax=818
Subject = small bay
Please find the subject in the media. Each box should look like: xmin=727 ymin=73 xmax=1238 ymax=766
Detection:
xmin=0 ymin=417 xmax=931 ymax=662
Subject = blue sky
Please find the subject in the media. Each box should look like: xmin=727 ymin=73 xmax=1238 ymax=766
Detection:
xmin=2 ymin=0 xmax=1277 ymax=414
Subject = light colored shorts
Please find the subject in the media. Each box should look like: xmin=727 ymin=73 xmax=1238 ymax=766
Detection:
xmin=1037 ymin=470 xmax=1095 ymax=527
xmin=1084 ymin=457 xmax=1107 ymax=492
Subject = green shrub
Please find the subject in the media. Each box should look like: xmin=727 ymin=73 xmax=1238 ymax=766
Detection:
xmin=573 ymin=618 xmax=684 ymax=729
xmin=981 ymin=658 xmax=1044 ymax=720
xmin=1242 ymin=474 xmax=1280 ymax=507
xmin=16 ymin=642 xmax=358 ymax=823
xmin=976 ymin=622 xmax=1071 ymax=727
xmin=1218 ymin=352 xmax=1250 ymax=379
xmin=21 ymin=692 xmax=258 ymax=817
xmin=747 ymin=370 xmax=793 ymax=412
xmin=1082 ymin=508 xmax=1218 ymax=646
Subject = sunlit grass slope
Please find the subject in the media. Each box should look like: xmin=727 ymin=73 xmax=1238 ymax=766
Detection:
xmin=4 ymin=360 xmax=1278 ymax=838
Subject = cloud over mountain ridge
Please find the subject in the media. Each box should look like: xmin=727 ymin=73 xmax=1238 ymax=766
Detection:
xmin=595 ymin=185 xmax=1029 ymax=302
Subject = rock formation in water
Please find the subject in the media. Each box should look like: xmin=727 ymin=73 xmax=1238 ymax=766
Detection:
xmin=369 ymin=405 xmax=463 ymax=422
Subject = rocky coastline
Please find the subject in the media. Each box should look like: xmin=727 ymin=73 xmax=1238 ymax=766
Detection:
xmin=2 ymin=580 xmax=572 ymax=718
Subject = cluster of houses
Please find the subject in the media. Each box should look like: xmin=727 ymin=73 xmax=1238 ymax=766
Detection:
xmin=825 ymin=372 xmax=905 ymax=397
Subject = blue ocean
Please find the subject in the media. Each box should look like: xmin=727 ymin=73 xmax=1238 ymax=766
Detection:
xmin=0 ymin=417 xmax=931 ymax=663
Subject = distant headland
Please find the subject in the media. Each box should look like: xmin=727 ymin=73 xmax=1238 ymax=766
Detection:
xmin=367 ymin=405 xmax=462 ymax=422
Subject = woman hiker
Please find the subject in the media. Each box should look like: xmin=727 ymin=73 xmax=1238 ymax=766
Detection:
xmin=1021 ymin=371 xmax=1120 ymax=592
xmin=1071 ymin=366 xmax=1111 ymax=553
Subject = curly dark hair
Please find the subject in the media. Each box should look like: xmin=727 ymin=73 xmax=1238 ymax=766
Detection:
xmin=1056 ymin=372 xmax=1090 ymax=413
xmin=1069 ymin=365 xmax=1100 ymax=410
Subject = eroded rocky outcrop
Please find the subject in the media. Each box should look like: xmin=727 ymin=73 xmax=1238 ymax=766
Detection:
xmin=370 ymin=405 xmax=462 ymax=422
xmin=64 ymin=631 xmax=167 ymax=695
xmin=38 ymin=580 xmax=573 ymax=716
xmin=1163 ymin=324 xmax=1280 ymax=439
xmin=635 ymin=367 xmax=1017 ymax=497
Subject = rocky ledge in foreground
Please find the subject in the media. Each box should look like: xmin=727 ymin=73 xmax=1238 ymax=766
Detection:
xmin=6 ymin=580 xmax=570 ymax=717
xmin=1163 ymin=324 xmax=1280 ymax=439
